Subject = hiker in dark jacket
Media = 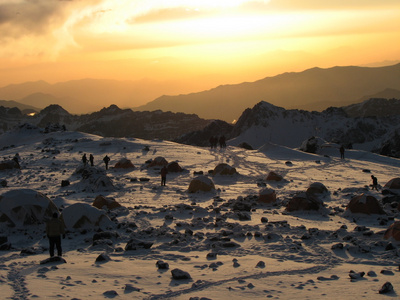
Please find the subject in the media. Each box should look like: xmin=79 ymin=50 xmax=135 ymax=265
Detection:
xmin=161 ymin=166 xmax=168 ymax=186
xmin=46 ymin=212 xmax=66 ymax=257
xmin=339 ymin=146 xmax=345 ymax=159
xmin=89 ymin=154 xmax=94 ymax=166
xmin=82 ymin=153 xmax=87 ymax=166
xmin=371 ymin=175 xmax=379 ymax=190
xmin=103 ymin=155 xmax=110 ymax=170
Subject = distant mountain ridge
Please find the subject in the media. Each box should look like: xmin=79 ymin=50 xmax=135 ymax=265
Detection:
xmin=1 ymin=63 xmax=400 ymax=121
xmin=2 ymin=97 xmax=400 ymax=158
xmin=0 ymin=78 xmax=194 ymax=115
xmin=177 ymin=98 xmax=400 ymax=158
xmin=0 ymin=104 xmax=211 ymax=141
xmin=137 ymin=63 xmax=400 ymax=122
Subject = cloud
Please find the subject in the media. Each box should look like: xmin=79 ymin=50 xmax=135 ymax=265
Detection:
xmin=129 ymin=7 xmax=207 ymax=24
xmin=242 ymin=0 xmax=400 ymax=11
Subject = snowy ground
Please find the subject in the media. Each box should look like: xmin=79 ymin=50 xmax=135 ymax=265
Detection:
xmin=0 ymin=127 xmax=400 ymax=299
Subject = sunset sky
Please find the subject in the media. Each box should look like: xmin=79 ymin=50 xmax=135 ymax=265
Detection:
xmin=0 ymin=0 xmax=399 ymax=93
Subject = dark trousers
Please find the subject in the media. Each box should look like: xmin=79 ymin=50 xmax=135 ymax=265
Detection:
xmin=161 ymin=176 xmax=166 ymax=186
xmin=49 ymin=236 xmax=62 ymax=257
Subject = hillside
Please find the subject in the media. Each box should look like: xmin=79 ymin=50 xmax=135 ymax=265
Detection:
xmin=137 ymin=63 xmax=400 ymax=122
xmin=0 ymin=127 xmax=399 ymax=299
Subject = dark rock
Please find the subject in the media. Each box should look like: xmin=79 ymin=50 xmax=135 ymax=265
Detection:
xmin=125 ymin=239 xmax=153 ymax=250
xmin=256 ymin=261 xmax=265 ymax=268
xmin=103 ymin=290 xmax=118 ymax=298
xmin=61 ymin=180 xmax=70 ymax=187
xmin=96 ymin=253 xmax=111 ymax=262
xmin=379 ymin=282 xmax=394 ymax=294
xmin=156 ymin=260 xmax=169 ymax=269
xmin=0 ymin=179 xmax=7 ymax=187
xmin=171 ymin=268 xmax=191 ymax=280
xmin=40 ymin=256 xmax=67 ymax=264
xmin=238 ymin=142 xmax=253 ymax=150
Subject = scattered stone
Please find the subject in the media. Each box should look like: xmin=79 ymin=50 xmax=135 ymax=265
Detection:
xmin=103 ymin=290 xmax=118 ymax=298
xmin=331 ymin=243 xmax=344 ymax=250
xmin=367 ymin=271 xmax=377 ymax=277
xmin=95 ymin=253 xmax=110 ymax=263
xmin=261 ymin=217 xmax=269 ymax=223
xmin=379 ymin=282 xmax=394 ymax=294
xmin=40 ymin=256 xmax=67 ymax=265
xmin=124 ymin=284 xmax=140 ymax=293
xmin=61 ymin=180 xmax=70 ymax=187
xmin=156 ymin=260 xmax=169 ymax=269
xmin=206 ymin=252 xmax=217 ymax=259
xmin=171 ymin=268 xmax=191 ymax=280
xmin=256 ymin=261 xmax=265 ymax=268
xmin=125 ymin=239 xmax=153 ymax=250
xmin=380 ymin=270 xmax=394 ymax=275
xmin=348 ymin=271 xmax=365 ymax=280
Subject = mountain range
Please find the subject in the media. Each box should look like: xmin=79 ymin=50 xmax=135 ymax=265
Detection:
xmin=137 ymin=63 xmax=400 ymax=122
xmin=2 ymin=97 xmax=400 ymax=158
xmin=1 ymin=63 xmax=400 ymax=122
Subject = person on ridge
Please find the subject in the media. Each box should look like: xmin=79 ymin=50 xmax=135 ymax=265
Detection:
xmin=89 ymin=154 xmax=94 ymax=167
xmin=82 ymin=153 xmax=87 ymax=166
xmin=371 ymin=175 xmax=379 ymax=191
xmin=339 ymin=146 xmax=345 ymax=159
xmin=46 ymin=212 xmax=66 ymax=257
xmin=161 ymin=165 xmax=168 ymax=186
xmin=103 ymin=155 xmax=110 ymax=170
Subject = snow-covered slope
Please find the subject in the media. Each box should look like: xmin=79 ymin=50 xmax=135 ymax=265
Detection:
xmin=0 ymin=127 xmax=399 ymax=299
xmin=228 ymin=101 xmax=400 ymax=152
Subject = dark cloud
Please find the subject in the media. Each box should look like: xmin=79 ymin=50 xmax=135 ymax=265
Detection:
xmin=0 ymin=0 xmax=102 ymax=39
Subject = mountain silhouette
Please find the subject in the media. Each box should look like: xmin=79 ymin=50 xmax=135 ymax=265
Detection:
xmin=136 ymin=63 xmax=400 ymax=122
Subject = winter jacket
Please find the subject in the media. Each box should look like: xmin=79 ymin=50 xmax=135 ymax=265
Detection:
xmin=46 ymin=218 xmax=65 ymax=237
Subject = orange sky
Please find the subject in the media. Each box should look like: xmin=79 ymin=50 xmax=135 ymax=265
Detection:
xmin=0 ymin=0 xmax=399 ymax=95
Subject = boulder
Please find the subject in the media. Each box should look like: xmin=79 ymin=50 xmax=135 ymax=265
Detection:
xmin=114 ymin=158 xmax=135 ymax=169
xmin=167 ymin=161 xmax=183 ymax=173
xmin=188 ymin=176 xmax=215 ymax=193
xmin=92 ymin=195 xmax=121 ymax=210
xmin=306 ymin=182 xmax=329 ymax=195
xmin=384 ymin=178 xmax=400 ymax=190
xmin=125 ymin=239 xmax=153 ymax=251
xmin=345 ymin=194 xmax=385 ymax=215
xmin=286 ymin=192 xmax=323 ymax=212
xmin=0 ymin=160 xmax=20 ymax=170
xmin=212 ymin=163 xmax=237 ymax=176
xmin=148 ymin=157 xmax=168 ymax=168
xmin=258 ymin=188 xmax=276 ymax=204
xmin=383 ymin=221 xmax=400 ymax=241
xmin=61 ymin=203 xmax=114 ymax=230
xmin=171 ymin=268 xmax=191 ymax=280
xmin=0 ymin=189 xmax=58 ymax=227
xmin=266 ymin=171 xmax=283 ymax=182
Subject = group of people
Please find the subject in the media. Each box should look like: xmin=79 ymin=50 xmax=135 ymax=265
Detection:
xmin=209 ymin=135 xmax=226 ymax=149
xmin=81 ymin=153 xmax=111 ymax=170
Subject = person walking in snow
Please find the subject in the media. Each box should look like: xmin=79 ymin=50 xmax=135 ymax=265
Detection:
xmin=103 ymin=155 xmax=110 ymax=170
xmin=46 ymin=212 xmax=65 ymax=257
xmin=82 ymin=153 xmax=87 ymax=166
xmin=89 ymin=154 xmax=94 ymax=167
xmin=339 ymin=146 xmax=345 ymax=159
xmin=371 ymin=175 xmax=379 ymax=191
xmin=161 ymin=165 xmax=168 ymax=186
